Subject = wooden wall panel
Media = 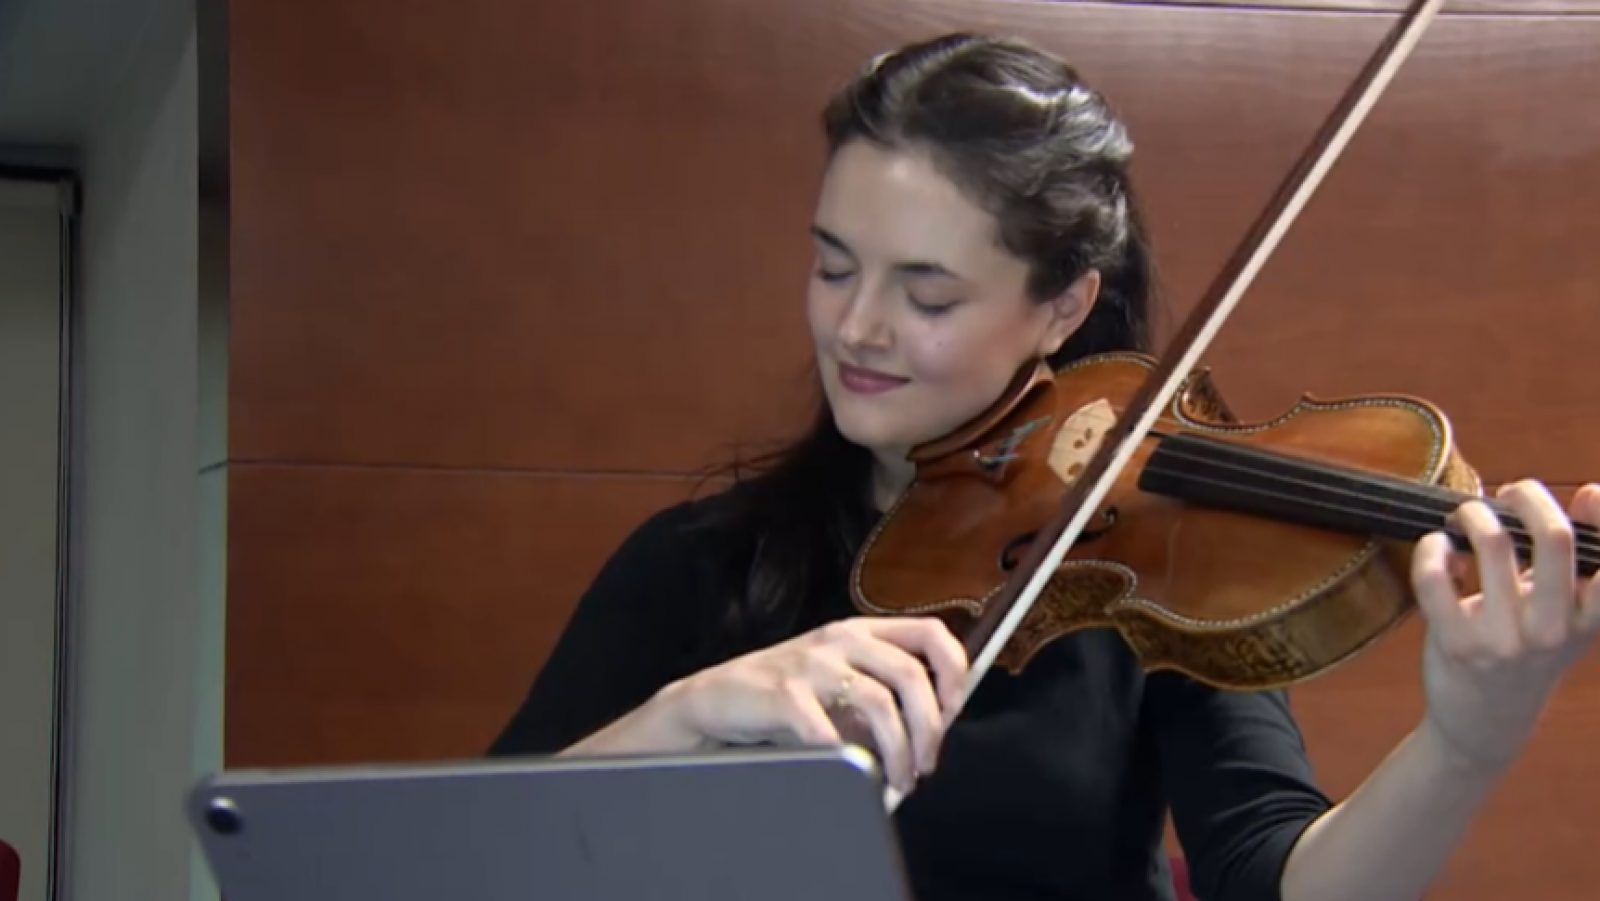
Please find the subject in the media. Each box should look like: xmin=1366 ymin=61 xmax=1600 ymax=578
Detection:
xmin=229 ymin=0 xmax=1600 ymax=481
xmin=224 ymin=466 xmax=703 ymax=767
xmin=1159 ymin=14 xmax=1600 ymax=488
xmin=224 ymin=0 xmax=1600 ymax=898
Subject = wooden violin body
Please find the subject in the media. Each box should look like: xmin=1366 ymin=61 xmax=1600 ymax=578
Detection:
xmin=850 ymin=353 xmax=1485 ymax=691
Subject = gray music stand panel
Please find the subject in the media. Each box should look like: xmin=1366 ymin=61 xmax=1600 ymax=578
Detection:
xmin=187 ymin=746 xmax=912 ymax=901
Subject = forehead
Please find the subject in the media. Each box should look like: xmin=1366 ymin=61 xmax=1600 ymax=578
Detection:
xmin=812 ymin=141 xmax=1007 ymax=269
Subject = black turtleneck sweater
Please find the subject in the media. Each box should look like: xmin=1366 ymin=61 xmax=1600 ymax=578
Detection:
xmin=489 ymin=488 xmax=1332 ymax=901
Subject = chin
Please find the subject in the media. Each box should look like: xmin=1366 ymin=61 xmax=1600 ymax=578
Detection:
xmin=828 ymin=403 xmax=925 ymax=456
xmin=819 ymin=373 xmax=947 ymax=455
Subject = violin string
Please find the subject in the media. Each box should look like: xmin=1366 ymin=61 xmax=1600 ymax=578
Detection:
xmin=1147 ymin=436 xmax=1600 ymax=552
xmin=1138 ymin=459 xmax=1600 ymax=573
xmin=1222 ymin=442 xmax=1579 ymax=528
xmin=1148 ymin=433 xmax=1600 ymax=548
xmin=1138 ymin=441 xmax=1600 ymax=572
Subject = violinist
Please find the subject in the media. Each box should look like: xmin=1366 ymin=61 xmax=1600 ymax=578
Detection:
xmin=488 ymin=32 xmax=1600 ymax=901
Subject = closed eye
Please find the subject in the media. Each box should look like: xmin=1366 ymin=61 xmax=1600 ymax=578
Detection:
xmin=909 ymin=295 xmax=958 ymax=316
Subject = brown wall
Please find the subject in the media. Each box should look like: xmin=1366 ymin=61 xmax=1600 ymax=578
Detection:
xmin=222 ymin=1 xmax=1600 ymax=897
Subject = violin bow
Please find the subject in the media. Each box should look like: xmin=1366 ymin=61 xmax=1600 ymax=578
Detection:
xmin=958 ymin=0 xmax=1447 ymax=736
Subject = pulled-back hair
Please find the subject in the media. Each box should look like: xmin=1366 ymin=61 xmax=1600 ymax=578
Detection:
xmin=699 ymin=32 xmax=1159 ymax=656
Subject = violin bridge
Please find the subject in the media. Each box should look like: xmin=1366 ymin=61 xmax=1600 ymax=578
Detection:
xmin=1048 ymin=398 xmax=1117 ymax=486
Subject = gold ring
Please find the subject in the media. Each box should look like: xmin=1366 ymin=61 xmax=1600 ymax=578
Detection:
xmin=829 ymin=673 xmax=856 ymax=711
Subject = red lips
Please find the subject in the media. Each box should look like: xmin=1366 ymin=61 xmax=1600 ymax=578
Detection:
xmin=837 ymin=362 xmax=910 ymax=395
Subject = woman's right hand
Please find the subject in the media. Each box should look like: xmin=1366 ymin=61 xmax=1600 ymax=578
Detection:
xmin=653 ymin=617 xmax=970 ymax=794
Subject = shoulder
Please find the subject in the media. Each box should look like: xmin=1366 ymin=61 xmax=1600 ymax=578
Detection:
xmin=616 ymin=479 xmax=753 ymax=557
xmin=590 ymin=480 xmax=756 ymax=597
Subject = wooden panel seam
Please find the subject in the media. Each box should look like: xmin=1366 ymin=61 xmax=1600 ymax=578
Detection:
xmin=1027 ymin=0 xmax=1600 ymax=15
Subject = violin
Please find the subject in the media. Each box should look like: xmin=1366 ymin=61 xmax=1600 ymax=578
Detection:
xmin=854 ymin=350 xmax=1585 ymax=690
xmin=850 ymin=0 xmax=1598 ymax=722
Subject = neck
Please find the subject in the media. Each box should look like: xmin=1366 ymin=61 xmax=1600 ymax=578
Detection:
xmin=872 ymin=450 xmax=915 ymax=512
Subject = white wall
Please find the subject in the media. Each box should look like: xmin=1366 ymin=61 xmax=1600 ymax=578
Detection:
xmin=0 ymin=175 xmax=68 ymax=901
xmin=62 ymin=0 xmax=226 ymax=897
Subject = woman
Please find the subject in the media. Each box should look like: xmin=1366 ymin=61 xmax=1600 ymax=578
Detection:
xmin=489 ymin=32 xmax=1600 ymax=901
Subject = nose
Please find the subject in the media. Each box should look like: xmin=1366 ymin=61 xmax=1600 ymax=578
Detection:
xmin=837 ymin=283 xmax=892 ymax=352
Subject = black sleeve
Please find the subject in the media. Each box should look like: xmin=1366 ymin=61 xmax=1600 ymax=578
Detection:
xmin=1145 ymin=672 xmax=1334 ymax=901
xmin=487 ymin=501 xmax=721 ymax=757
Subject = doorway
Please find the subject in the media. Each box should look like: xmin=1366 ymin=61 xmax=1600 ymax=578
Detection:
xmin=0 ymin=170 xmax=76 ymax=901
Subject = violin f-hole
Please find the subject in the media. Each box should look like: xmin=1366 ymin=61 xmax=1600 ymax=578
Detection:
xmin=999 ymin=508 xmax=1119 ymax=572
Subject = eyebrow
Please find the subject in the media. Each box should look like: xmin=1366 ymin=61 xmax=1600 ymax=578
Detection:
xmin=811 ymin=225 xmax=964 ymax=281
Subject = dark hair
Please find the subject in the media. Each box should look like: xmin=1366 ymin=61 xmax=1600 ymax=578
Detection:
xmin=698 ymin=32 xmax=1159 ymax=656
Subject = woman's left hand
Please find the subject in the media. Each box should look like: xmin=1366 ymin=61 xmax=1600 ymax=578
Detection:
xmin=1412 ymin=480 xmax=1600 ymax=773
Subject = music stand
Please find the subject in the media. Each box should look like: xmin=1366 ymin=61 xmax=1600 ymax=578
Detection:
xmin=186 ymin=745 xmax=913 ymax=901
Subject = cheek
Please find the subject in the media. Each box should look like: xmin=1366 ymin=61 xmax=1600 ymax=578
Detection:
xmin=897 ymin=318 xmax=1037 ymax=435
xmin=902 ymin=324 xmax=1020 ymax=393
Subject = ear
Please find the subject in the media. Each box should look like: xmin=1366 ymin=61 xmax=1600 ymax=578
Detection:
xmin=1036 ymin=269 xmax=1102 ymax=358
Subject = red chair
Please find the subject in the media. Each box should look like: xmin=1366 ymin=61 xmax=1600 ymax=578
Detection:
xmin=1170 ymin=856 xmax=1196 ymax=901
xmin=0 ymin=838 xmax=19 ymax=901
